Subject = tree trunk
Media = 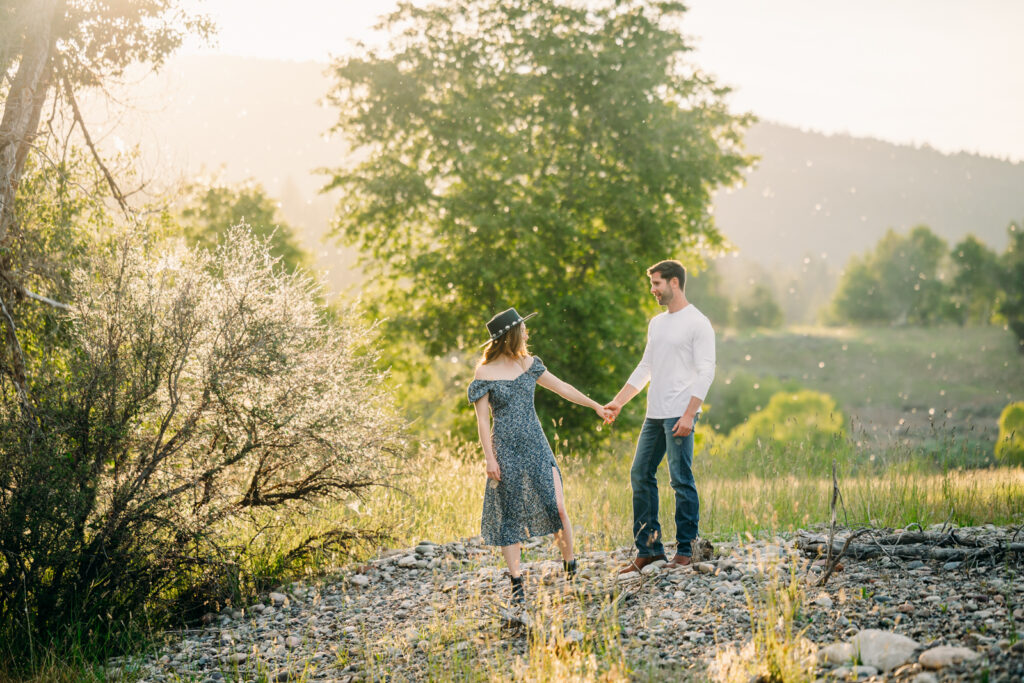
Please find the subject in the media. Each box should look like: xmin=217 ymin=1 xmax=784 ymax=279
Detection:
xmin=0 ymin=0 xmax=61 ymax=401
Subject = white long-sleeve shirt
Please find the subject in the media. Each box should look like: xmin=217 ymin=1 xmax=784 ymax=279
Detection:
xmin=626 ymin=304 xmax=716 ymax=419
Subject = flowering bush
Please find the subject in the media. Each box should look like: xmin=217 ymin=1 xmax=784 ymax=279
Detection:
xmin=0 ymin=226 xmax=402 ymax=651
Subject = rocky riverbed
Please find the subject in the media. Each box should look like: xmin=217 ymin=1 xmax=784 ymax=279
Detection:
xmin=107 ymin=524 xmax=1023 ymax=682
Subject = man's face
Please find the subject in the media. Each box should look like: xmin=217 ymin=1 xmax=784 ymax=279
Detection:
xmin=649 ymin=273 xmax=675 ymax=306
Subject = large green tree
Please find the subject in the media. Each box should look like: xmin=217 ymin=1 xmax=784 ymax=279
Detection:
xmin=326 ymin=0 xmax=752 ymax=436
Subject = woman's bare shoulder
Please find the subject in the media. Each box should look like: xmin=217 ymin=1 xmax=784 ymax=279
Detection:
xmin=474 ymin=363 xmax=499 ymax=380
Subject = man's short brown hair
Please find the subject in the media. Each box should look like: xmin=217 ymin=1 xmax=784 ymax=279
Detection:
xmin=647 ymin=260 xmax=686 ymax=290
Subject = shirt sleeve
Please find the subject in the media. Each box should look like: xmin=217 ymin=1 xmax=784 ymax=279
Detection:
xmin=689 ymin=316 xmax=716 ymax=401
xmin=626 ymin=321 xmax=654 ymax=390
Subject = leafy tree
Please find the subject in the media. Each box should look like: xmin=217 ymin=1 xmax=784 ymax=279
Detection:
xmin=733 ymin=283 xmax=784 ymax=329
xmin=995 ymin=401 xmax=1024 ymax=465
xmin=827 ymin=256 xmax=887 ymax=324
xmin=998 ymin=221 xmax=1024 ymax=350
xmin=325 ymin=0 xmax=753 ymax=437
xmin=180 ymin=182 xmax=311 ymax=274
xmin=949 ymin=235 xmax=1001 ymax=325
xmin=829 ymin=225 xmax=950 ymax=325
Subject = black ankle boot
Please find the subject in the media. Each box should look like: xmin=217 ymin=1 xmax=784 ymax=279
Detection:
xmin=509 ymin=575 xmax=525 ymax=604
xmin=563 ymin=558 xmax=578 ymax=578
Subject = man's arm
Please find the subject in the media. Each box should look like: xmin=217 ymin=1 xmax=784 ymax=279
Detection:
xmin=605 ymin=322 xmax=653 ymax=419
xmin=672 ymin=318 xmax=716 ymax=436
xmin=605 ymin=383 xmax=640 ymax=420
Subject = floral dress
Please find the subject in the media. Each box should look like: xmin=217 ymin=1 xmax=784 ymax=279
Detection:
xmin=468 ymin=356 xmax=563 ymax=546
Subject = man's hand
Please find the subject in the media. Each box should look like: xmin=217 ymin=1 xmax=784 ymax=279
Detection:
xmin=672 ymin=414 xmax=695 ymax=437
xmin=603 ymin=402 xmax=621 ymax=422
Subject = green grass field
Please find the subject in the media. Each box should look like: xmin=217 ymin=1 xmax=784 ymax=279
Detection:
xmin=713 ymin=325 xmax=1024 ymax=449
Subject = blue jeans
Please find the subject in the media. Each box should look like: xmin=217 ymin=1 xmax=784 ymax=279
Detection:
xmin=630 ymin=416 xmax=699 ymax=557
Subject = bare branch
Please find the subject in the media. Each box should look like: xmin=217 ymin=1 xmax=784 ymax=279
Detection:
xmin=19 ymin=285 xmax=69 ymax=310
xmin=59 ymin=69 xmax=131 ymax=218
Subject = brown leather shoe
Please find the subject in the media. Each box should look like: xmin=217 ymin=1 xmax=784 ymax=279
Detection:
xmin=618 ymin=554 xmax=667 ymax=575
xmin=667 ymin=554 xmax=692 ymax=568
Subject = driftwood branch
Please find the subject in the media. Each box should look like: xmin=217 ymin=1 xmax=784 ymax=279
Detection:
xmin=815 ymin=528 xmax=872 ymax=586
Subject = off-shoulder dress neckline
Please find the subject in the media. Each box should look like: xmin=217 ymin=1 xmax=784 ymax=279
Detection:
xmin=474 ymin=356 xmax=540 ymax=383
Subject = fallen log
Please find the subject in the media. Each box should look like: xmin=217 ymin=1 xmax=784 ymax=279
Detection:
xmin=798 ymin=534 xmax=1024 ymax=563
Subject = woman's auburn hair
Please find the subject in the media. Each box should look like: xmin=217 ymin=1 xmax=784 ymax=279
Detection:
xmin=479 ymin=324 xmax=529 ymax=365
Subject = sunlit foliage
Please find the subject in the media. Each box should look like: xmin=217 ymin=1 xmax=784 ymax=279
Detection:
xmin=714 ymin=390 xmax=849 ymax=478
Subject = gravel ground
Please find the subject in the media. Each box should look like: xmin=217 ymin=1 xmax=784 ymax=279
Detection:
xmin=107 ymin=523 xmax=1024 ymax=682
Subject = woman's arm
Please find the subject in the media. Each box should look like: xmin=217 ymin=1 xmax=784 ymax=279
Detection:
xmin=473 ymin=394 xmax=501 ymax=480
xmin=536 ymin=367 xmax=610 ymax=421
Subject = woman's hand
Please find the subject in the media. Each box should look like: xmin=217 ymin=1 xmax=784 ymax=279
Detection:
xmin=594 ymin=404 xmax=615 ymax=423
xmin=486 ymin=456 xmax=501 ymax=482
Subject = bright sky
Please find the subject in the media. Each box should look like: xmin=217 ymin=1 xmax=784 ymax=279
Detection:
xmin=180 ymin=0 xmax=1024 ymax=162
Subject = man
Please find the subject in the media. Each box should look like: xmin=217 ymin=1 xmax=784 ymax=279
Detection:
xmin=605 ymin=259 xmax=716 ymax=573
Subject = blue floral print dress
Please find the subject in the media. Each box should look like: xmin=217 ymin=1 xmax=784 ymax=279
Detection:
xmin=468 ymin=356 xmax=563 ymax=546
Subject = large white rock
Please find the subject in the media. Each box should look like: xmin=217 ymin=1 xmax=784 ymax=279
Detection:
xmin=851 ymin=629 xmax=920 ymax=672
xmin=269 ymin=591 xmax=288 ymax=606
xmin=918 ymin=645 xmax=980 ymax=669
xmin=817 ymin=642 xmax=856 ymax=665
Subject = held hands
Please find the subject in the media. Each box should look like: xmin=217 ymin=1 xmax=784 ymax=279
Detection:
xmin=593 ymin=403 xmax=616 ymax=423
xmin=602 ymin=402 xmax=621 ymax=423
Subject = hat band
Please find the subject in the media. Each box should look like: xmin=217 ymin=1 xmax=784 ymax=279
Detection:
xmin=490 ymin=317 xmax=524 ymax=340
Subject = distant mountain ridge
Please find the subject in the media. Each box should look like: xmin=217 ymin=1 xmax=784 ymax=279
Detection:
xmin=716 ymin=122 xmax=1024 ymax=265
xmin=94 ymin=56 xmax=1024 ymax=290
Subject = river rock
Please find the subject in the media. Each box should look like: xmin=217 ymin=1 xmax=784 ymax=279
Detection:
xmin=851 ymin=629 xmax=920 ymax=672
xmin=813 ymin=593 xmax=834 ymax=609
xmin=918 ymin=645 xmax=981 ymax=669
xmin=833 ymin=665 xmax=879 ymax=679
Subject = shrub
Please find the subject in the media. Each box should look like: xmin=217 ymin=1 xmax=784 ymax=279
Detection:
xmin=995 ymin=401 xmax=1024 ymax=465
xmin=704 ymin=371 xmax=803 ymax=434
xmin=0 ymin=226 xmax=402 ymax=656
xmin=713 ymin=390 xmax=848 ymax=478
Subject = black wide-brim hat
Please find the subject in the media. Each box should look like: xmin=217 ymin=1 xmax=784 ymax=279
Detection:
xmin=480 ymin=307 xmax=538 ymax=347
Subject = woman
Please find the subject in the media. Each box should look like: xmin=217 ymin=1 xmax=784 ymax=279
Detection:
xmin=468 ymin=307 xmax=611 ymax=605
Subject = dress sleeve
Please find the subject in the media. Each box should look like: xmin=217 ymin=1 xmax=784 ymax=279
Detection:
xmin=527 ymin=355 xmax=547 ymax=378
xmin=468 ymin=379 xmax=491 ymax=404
